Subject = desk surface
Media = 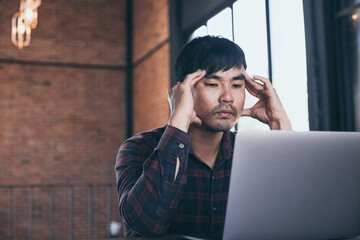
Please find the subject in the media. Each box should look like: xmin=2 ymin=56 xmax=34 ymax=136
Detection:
xmin=99 ymin=235 xmax=360 ymax=240
xmin=103 ymin=236 xmax=193 ymax=240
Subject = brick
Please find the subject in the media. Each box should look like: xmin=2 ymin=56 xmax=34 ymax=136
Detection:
xmin=133 ymin=0 xmax=169 ymax=63
xmin=0 ymin=0 xmax=171 ymax=238
xmin=133 ymin=43 xmax=170 ymax=134
xmin=0 ymin=0 xmax=126 ymax=66
xmin=0 ymin=63 xmax=126 ymax=185
xmin=132 ymin=0 xmax=170 ymax=134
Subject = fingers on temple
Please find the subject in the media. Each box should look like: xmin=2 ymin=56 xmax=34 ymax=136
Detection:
xmin=244 ymin=72 xmax=264 ymax=92
xmin=244 ymin=75 xmax=261 ymax=98
xmin=252 ymin=75 xmax=271 ymax=89
xmin=190 ymin=70 xmax=206 ymax=88
xmin=245 ymin=85 xmax=260 ymax=98
xmin=182 ymin=69 xmax=206 ymax=87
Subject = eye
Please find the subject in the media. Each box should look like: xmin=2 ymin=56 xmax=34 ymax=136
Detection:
xmin=205 ymin=83 xmax=219 ymax=87
xmin=232 ymin=84 xmax=243 ymax=89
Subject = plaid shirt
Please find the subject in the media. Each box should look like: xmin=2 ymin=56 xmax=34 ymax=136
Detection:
xmin=115 ymin=125 xmax=235 ymax=239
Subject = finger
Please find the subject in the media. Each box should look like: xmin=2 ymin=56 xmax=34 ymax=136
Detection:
xmin=190 ymin=70 xmax=206 ymax=88
xmin=252 ymin=75 xmax=271 ymax=89
xmin=183 ymin=69 xmax=206 ymax=86
xmin=169 ymin=84 xmax=178 ymax=94
xmin=244 ymin=72 xmax=264 ymax=91
xmin=245 ymin=84 xmax=262 ymax=98
xmin=245 ymin=79 xmax=266 ymax=99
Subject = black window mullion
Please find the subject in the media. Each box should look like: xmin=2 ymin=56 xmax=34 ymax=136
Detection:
xmin=231 ymin=4 xmax=235 ymax=42
xmin=265 ymin=0 xmax=273 ymax=83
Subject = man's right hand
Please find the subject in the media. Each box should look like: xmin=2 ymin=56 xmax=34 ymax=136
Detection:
xmin=168 ymin=70 xmax=206 ymax=132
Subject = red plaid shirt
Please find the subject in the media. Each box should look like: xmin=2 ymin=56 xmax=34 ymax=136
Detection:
xmin=115 ymin=125 xmax=235 ymax=239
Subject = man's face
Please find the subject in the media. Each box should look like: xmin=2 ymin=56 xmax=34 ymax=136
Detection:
xmin=192 ymin=67 xmax=246 ymax=132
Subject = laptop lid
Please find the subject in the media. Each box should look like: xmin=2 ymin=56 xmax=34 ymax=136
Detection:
xmin=223 ymin=130 xmax=360 ymax=240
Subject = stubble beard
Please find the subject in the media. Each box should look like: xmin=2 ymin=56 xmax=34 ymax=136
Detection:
xmin=197 ymin=105 xmax=240 ymax=132
xmin=203 ymin=120 xmax=234 ymax=132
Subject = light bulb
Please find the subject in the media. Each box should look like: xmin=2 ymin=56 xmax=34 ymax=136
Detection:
xmin=352 ymin=13 xmax=358 ymax=21
xmin=25 ymin=8 xmax=33 ymax=23
xmin=17 ymin=17 xmax=26 ymax=34
xmin=18 ymin=25 xmax=25 ymax=34
xmin=26 ymin=26 xmax=31 ymax=34
xmin=11 ymin=0 xmax=41 ymax=49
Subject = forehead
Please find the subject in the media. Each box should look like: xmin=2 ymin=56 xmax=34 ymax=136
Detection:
xmin=208 ymin=67 xmax=245 ymax=77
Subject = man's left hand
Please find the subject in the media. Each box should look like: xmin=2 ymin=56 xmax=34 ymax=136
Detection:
xmin=241 ymin=73 xmax=292 ymax=130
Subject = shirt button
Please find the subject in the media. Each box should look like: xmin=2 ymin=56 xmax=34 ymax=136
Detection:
xmin=179 ymin=143 xmax=184 ymax=149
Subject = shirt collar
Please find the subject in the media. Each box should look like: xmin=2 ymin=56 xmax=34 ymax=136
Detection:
xmin=189 ymin=130 xmax=235 ymax=162
xmin=220 ymin=130 xmax=234 ymax=160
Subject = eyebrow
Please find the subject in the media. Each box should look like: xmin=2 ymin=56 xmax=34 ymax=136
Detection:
xmin=206 ymin=73 xmax=245 ymax=81
xmin=233 ymin=74 xmax=245 ymax=80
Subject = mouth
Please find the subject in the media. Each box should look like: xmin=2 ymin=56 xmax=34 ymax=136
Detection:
xmin=215 ymin=109 xmax=234 ymax=117
xmin=212 ymin=105 xmax=237 ymax=119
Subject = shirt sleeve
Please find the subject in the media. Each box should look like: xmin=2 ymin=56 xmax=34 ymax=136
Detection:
xmin=115 ymin=125 xmax=191 ymax=237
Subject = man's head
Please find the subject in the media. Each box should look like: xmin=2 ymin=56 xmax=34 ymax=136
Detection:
xmin=175 ymin=36 xmax=248 ymax=132
xmin=175 ymin=35 xmax=247 ymax=83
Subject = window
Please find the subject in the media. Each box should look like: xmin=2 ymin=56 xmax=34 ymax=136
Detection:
xmin=336 ymin=0 xmax=360 ymax=130
xmin=207 ymin=7 xmax=233 ymax=41
xmin=189 ymin=0 xmax=309 ymax=131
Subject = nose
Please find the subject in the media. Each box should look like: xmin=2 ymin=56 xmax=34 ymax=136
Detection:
xmin=219 ymin=86 xmax=234 ymax=104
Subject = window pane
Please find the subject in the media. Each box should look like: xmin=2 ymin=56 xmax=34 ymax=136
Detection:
xmin=354 ymin=13 xmax=360 ymax=130
xmin=233 ymin=0 xmax=268 ymax=77
xmin=189 ymin=25 xmax=208 ymax=41
xmin=339 ymin=12 xmax=360 ymax=130
xmin=338 ymin=0 xmax=360 ymax=11
xmin=339 ymin=0 xmax=360 ymax=8
xmin=233 ymin=0 xmax=269 ymax=130
xmin=207 ymin=7 xmax=233 ymax=41
xmin=269 ymin=0 xmax=309 ymax=131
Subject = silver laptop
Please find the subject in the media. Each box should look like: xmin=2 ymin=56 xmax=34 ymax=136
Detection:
xmin=223 ymin=130 xmax=360 ymax=240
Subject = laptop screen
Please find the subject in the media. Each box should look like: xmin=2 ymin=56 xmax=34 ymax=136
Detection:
xmin=223 ymin=130 xmax=360 ymax=240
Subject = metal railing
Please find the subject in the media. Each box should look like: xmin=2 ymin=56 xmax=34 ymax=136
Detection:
xmin=0 ymin=183 xmax=119 ymax=240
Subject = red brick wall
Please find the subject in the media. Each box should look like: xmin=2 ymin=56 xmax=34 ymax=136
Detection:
xmin=0 ymin=64 xmax=125 ymax=185
xmin=0 ymin=0 xmax=172 ymax=238
xmin=0 ymin=0 xmax=126 ymax=66
xmin=132 ymin=0 xmax=170 ymax=134
xmin=0 ymin=185 xmax=120 ymax=239
xmin=0 ymin=0 xmax=126 ymax=238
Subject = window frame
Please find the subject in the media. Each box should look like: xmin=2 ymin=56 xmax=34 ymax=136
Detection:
xmin=303 ymin=0 xmax=357 ymax=131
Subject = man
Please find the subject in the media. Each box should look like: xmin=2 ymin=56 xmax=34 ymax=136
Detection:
xmin=115 ymin=36 xmax=291 ymax=238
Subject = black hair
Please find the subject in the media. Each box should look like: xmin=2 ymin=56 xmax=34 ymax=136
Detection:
xmin=175 ymin=35 xmax=247 ymax=83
